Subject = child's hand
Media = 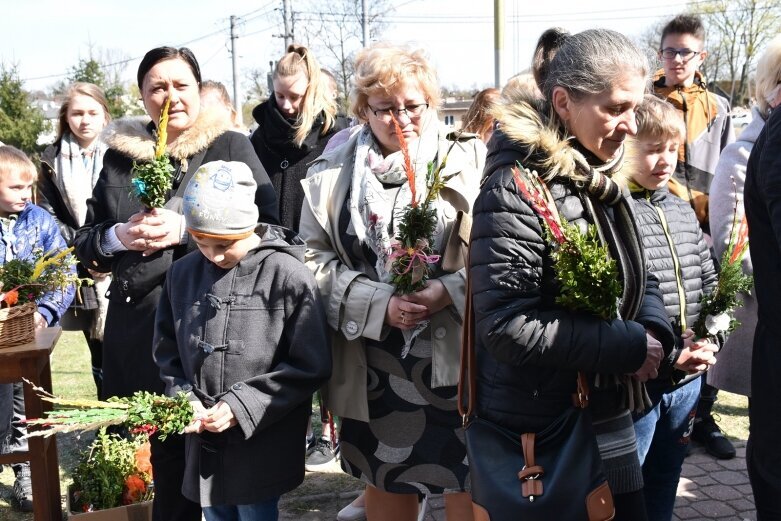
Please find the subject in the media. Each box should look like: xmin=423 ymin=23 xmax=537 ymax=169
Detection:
xmin=681 ymin=328 xmax=696 ymax=350
xmin=33 ymin=312 xmax=48 ymax=330
xmin=183 ymin=399 xmax=208 ymax=434
xmin=202 ymin=401 xmax=237 ymax=433
xmin=675 ymin=340 xmax=718 ymax=374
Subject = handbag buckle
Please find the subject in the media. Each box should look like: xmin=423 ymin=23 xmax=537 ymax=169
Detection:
xmin=519 ymin=465 xmax=544 ymax=500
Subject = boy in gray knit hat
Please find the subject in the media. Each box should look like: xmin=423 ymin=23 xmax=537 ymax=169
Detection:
xmin=153 ymin=160 xmax=332 ymax=519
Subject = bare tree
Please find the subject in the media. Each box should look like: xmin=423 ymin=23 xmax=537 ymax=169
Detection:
xmin=294 ymin=0 xmax=392 ymax=108
xmin=244 ymin=66 xmax=270 ymax=104
xmin=633 ymin=20 xmax=665 ymax=78
xmin=691 ymin=0 xmax=781 ymax=105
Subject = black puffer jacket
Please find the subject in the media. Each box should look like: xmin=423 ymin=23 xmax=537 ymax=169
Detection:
xmin=470 ymin=105 xmax=674 ymax=433
xmin=631 ymin=185 xmax=717 ymax=384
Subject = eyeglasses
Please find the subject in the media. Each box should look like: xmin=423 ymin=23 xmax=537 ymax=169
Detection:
xmin=660 ymin=48 xmax=700 ymax=60
xmin=367 ymin=103 xmax=429 ymax=121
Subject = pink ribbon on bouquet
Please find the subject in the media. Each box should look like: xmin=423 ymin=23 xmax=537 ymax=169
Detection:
xmin=387 ymin=239 xmax=441 ymax=276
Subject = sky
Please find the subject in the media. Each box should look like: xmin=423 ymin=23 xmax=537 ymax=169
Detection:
xmin=2 ymin=0 xmax=688 ymax=97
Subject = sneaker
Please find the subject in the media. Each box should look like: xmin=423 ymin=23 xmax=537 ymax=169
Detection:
xmin=305 ymin=433 xmax=316 ymax=455
xmin=692 ymin=416 xmax=736 ymax=460
xmin=12 ymin=464 xmax=33 ymax=512
xmin=305 ymin=438 xmax=338 ymax=471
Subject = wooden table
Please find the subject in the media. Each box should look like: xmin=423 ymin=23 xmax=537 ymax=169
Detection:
xmin=0 ymin=327 xmax=62 ymax=521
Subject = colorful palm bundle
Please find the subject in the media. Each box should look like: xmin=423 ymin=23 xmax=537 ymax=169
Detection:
xmin=386 ymin=115 xmax=458 ymax=294
xmin=692 ymin=200 xmax=752 ymax=338
xmin=0 ymin=247 xmax=87 ymax=307
xmin=131 ymin=97 xmax=174 ymax=209
xmin=512 ymin=166 xmax=621 ymax=320
xmin=24 ymin=380 xmax=193 ymax=441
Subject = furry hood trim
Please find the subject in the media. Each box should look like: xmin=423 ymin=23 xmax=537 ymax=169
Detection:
xmin=493 ymin=88 xmax=633 ymax=187
xmin=102 ymin=107 xmax=231 ymax=162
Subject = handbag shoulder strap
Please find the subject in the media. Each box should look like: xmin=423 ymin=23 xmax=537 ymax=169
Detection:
xmin=457 ymin=250 xmax=591 ymax=422
xmin=457 ymin=248 xmax=476 ymax=424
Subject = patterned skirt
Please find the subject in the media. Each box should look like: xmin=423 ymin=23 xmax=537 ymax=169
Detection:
xmin=339 ymin=329 xmax=469 ymax=495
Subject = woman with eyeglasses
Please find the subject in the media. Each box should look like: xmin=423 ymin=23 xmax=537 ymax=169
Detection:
xmin=299 ymin=43 xmax=485 ymax=521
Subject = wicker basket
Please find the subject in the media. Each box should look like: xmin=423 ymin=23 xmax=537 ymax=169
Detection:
xmin=0 ymin=302 xmax=36 ymax=347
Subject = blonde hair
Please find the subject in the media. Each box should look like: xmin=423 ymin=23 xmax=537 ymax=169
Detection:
xmin=350 ymin=43 xmax=441 ymax=122
xmin=57 ymin=82 xmax=111 ymax=144
xmin=756 ymin=35 xmax=781 ymax=116
xmin=635 ymin=94 xmax=686 ymax=142
xmin=462 ymin=88 xmax=500 ymax=142
xmin=501 ymin=72 xmax=542 ymax=101
xmin=0 ymin=145 xmax=37 ymax=182
xmin=274 ymin=44 xmax=337 ymax=146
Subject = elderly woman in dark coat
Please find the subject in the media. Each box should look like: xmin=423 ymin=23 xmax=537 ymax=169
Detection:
xmin=468 ymin=28 xmax=674 ymax=521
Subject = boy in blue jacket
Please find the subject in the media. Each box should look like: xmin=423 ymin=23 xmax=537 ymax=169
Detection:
xmin=0 ymin=145 xmax=75 ymax=511
xmin=628 ymin=97 xmax=720 ymax=521
xmin=153 ymin=161 xmax=331 ymax=521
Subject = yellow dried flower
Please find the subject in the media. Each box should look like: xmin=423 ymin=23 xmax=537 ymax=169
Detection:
xmin=154 ymin=97 xmax=171 ymax=159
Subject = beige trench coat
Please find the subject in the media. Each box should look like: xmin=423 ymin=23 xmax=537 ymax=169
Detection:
xmin=299 ymin=126 xmax=484 ymax=421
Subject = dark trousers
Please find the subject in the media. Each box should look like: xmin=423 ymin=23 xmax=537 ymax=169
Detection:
xmin=10 ymin=382 xmax=28 ymax=474
xmin=748 ymin=436 xmax=781 ymax=521
xmin=150 ymin=433 xmax=201 ymax=521
xmin=84 ymin=334 xmax=103 ymax=398
xmin=695 ymin=376 xmax=719 ymax=419
xmin=748 ymin=323 xmax=781 ymax=520
xmin=613 ymin=489 xmax=649 ymax=521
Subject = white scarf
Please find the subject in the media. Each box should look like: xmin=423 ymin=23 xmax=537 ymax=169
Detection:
xmin=55 ymin=132 xmax=107 ymax=226
xmin=349 ymin=116 xmax=442 ymax=283
xmin=348 ymin=115 xmax=445 ymax=356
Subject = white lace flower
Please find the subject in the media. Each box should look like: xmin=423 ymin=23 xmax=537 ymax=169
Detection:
xmin=705 ymin=313 xmax=731 ymax=335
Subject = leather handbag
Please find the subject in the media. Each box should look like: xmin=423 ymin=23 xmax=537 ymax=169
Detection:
xmin=458 ymin=253 xmax=615 ymax=521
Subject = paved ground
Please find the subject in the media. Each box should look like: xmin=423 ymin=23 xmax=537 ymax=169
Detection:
xmin=279 ymin=440 xmax=756 ymax=521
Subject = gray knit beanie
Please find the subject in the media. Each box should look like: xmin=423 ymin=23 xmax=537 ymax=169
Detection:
xmin=183 ymin=160 xmax=258 ymax=238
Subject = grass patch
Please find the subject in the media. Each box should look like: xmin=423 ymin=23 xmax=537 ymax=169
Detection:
xmin=713 ymin=390 xmax=749 ymax=441
xmin=0 ymin=330 xmax=95 ymax=520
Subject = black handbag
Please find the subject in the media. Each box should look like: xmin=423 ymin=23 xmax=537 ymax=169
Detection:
xmin=458 ymin=256 xmax=615 ymax=521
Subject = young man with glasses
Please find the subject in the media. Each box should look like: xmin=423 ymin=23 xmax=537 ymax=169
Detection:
xmin=652 ymin=14 xmax=736 ymax=463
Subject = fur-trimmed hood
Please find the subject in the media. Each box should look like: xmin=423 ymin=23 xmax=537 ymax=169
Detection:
xmin=102 ymin=107 xmax=231 ymax=162
xmin=490 ymin=87 xmax=633 ymax=187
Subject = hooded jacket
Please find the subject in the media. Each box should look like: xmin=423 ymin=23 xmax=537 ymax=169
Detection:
xmin=153 ymin=224 xmax=331 ymax=507
xmin=250 ymin=98 xmax=348 ymax=231
xmin=469 ymin=91 xmax=675 ymax=434
xmin=0 ymin=203 xmax=75 ymax=325
xmin=73 ymin=108 xmax=279 ymax=398
xmin=653 ymin=70 xmax=735 ymax=225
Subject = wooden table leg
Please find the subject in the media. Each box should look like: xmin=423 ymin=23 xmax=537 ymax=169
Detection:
xmin=22 ymin=357 xmax=62 ymax=521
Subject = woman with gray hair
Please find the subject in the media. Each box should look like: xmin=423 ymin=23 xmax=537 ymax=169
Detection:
xmin=467 ymin=28 xmax=674 ymax=520
xmin=708 ymin=34 xmax=781 ymax=399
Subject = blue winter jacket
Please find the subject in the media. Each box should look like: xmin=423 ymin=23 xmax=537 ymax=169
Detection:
xmin=0 ymin=203 xmax=75 ymax=325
